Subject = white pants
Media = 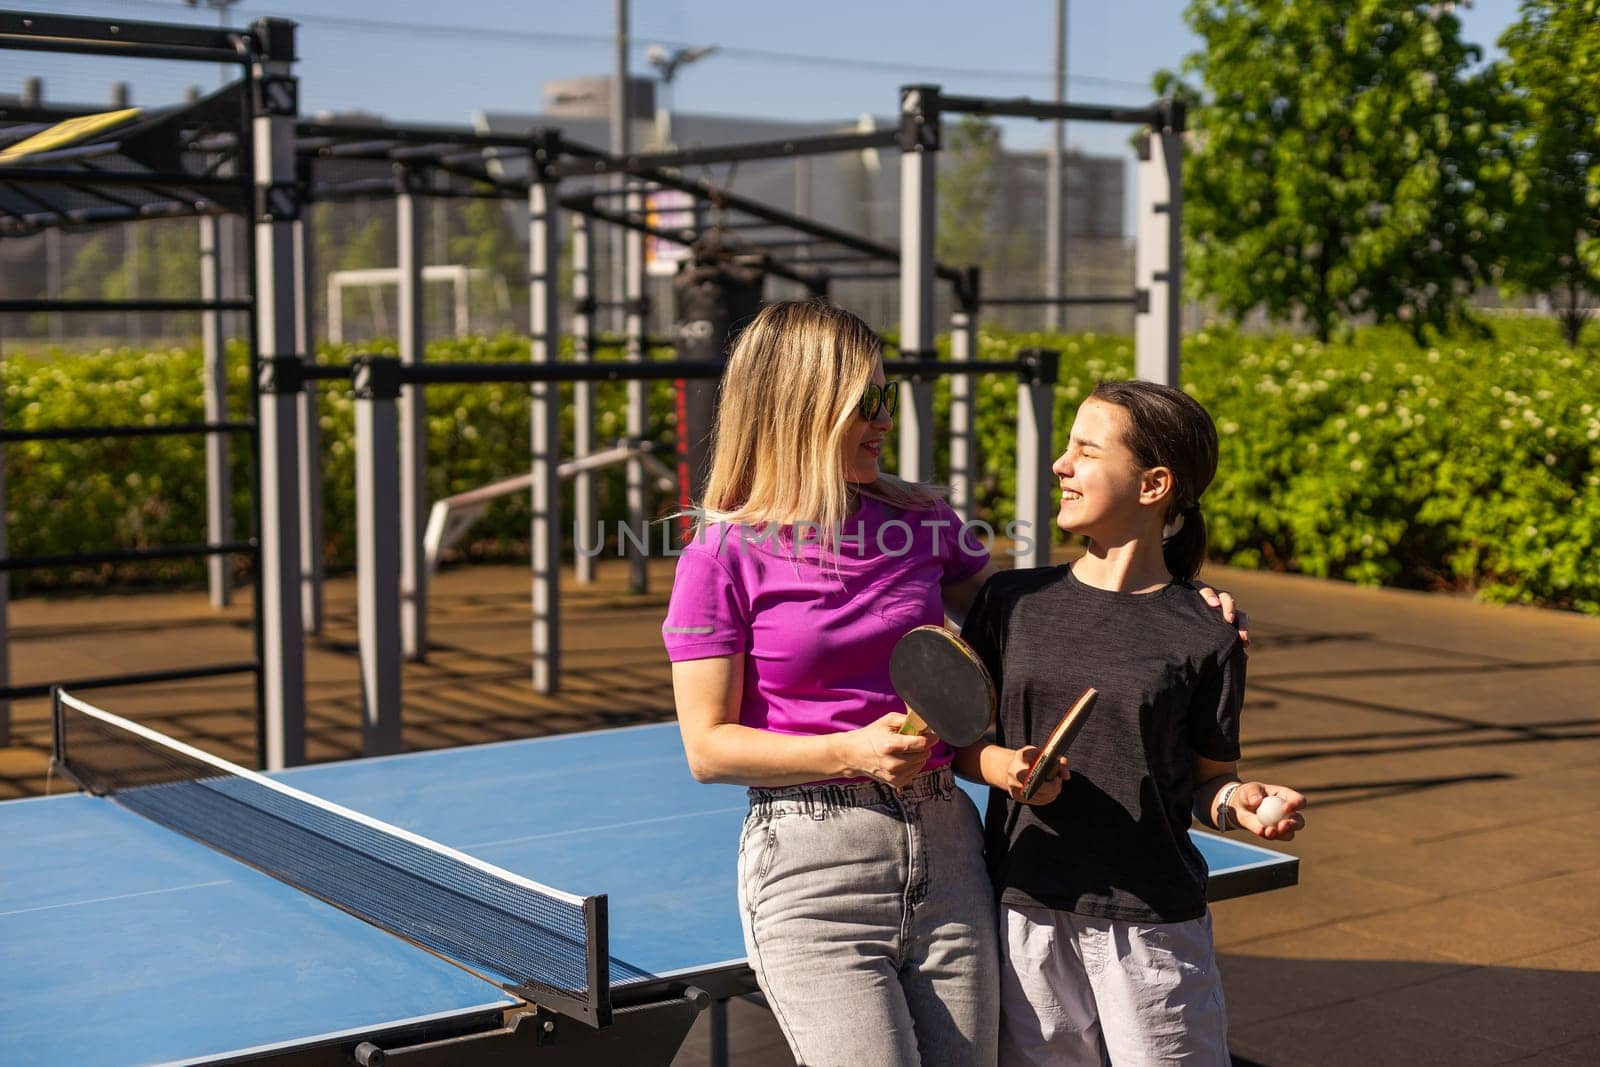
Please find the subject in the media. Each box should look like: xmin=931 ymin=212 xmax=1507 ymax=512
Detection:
xmin=999 ymin=903 xmax=1229 ymax=1066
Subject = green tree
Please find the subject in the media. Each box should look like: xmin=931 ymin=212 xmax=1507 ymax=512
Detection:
xmin=1159 ymin=1 xmax=1507 ymax=342
xmin=1494 ymin=0 xmax=1600 ymax=347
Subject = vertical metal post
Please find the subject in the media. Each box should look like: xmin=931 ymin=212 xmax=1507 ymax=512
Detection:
xmin=948 ymin=270 xmax=981 ymax=518
xmin=1014 ymin=348 xmax=1059 ymax=570
xmin=253 ymin=18 xmax=306 ymax=770
xmin=897 ymin=85 xmax=940 ymax=484
xmin=571 ymin=214 xmax=597 ymax=584
xmin=294 ymin=179 xmax=325 ymax=634
xmin=352 ymin=357 xmax=404 ymax=756
xmin=611 ymin=0 xmax=631 ymax=345
xmin=1045 ymin=0 xmax=1068 ymax=332
xmin=709 ymin=999 xmax=729 ymax=1067
xmin=396 ymin=165 xmax=428 ymax=660
xmin=528 ymin=151 xmax=563 ymax=694
xmin=200 ymin=214 xmax=232 ymax=608
xmin=624 ymin=184 xmax=649 ymax=593
xmin=1135 ymin=104 xmax=1184 ymax=386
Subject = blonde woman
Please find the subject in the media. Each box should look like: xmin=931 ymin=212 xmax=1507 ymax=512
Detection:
xmin=662 ymin=301 xmax=1239 ymax=1065
xmin=661 ymin=299 xmax=1001 ymax=1064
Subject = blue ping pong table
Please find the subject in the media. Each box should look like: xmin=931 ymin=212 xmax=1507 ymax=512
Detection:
xmin=2 ymin=720 xmax=1297 ymax=1067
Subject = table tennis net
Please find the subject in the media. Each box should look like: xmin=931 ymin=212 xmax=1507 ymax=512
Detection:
xmin=51 ymin=690 xmax=612 ymax=1027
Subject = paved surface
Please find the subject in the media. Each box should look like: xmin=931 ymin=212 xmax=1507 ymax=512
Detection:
xmin=3 ymin=554 xmax=1598 ymax=1064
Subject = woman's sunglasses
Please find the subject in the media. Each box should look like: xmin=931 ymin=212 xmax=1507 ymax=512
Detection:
xmin=859 ymin=380 xmax=899 ymax=422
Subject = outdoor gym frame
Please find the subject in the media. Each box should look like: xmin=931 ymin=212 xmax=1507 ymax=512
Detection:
xmin=0 ymin=10 xmax=1184 ymax=772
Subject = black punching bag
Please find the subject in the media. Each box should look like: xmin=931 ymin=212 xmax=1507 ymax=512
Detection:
xmin=673 ymin=229 xmax=765 ymax=531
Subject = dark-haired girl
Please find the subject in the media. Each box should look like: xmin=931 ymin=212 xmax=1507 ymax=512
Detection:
xmin=954 ymin=380 xmax=1307 ymax=1065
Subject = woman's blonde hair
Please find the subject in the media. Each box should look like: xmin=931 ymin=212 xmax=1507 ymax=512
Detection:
xmin=697 ymin=300 xmax=942 ymax=546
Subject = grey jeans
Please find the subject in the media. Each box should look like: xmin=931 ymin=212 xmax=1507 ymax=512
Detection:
xmin=738 ymin=766 xmax=1000 ymax=1067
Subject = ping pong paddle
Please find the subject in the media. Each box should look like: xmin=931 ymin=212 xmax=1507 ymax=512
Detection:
xmin=889 ymin=625 xmax=996 ymax=748
xmin=1018 ymin=687 xmax=1098 ymax=801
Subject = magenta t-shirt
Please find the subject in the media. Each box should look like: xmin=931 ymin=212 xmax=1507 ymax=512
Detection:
xmin=661 ymin=497 xmax=990 ymax=779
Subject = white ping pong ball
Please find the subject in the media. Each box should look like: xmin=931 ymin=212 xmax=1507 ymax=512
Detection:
xmin=1255 ymin=796 xmax=1289 ymax=825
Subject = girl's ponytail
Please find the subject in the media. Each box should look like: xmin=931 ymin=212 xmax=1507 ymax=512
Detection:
xmin=1163 ymin=502 xmax=1207 ymax=584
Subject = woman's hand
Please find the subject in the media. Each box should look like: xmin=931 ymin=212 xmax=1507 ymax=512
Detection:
xmin=1195 ymin=585 xmax=1250 ymax=650
xmin=1002 ymin=745 xmax=1068 ymax=805
xmin=1228 ymin=781 xmax=1307 ymax=841
xmin=835 ymin=713 xmax=935 ymax=789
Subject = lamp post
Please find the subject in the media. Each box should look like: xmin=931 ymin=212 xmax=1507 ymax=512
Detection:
xmin=1045 ymin=0 xmax=1068 ymax=331
xmin=645 ymin=44 xmax=718 ymax=151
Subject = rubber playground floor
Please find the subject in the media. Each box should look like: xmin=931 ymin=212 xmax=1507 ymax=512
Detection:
xmin=3 ymin=553 xmax=1597 ymax=1064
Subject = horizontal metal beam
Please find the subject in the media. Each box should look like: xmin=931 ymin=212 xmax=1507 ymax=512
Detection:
xmin=0 ymin=37 xmax=244 ymax=65
xmin=546 ymin=127 xmax=899 ymax=180
xmin=296 ymin=120 xmax=541 ymax=152
xmin=0 ymin=168 xmax=244 ymax=190
xmin=0 ymin=420 xmax=254 ymax=444
xmin=0 ymin=10 xmax=242 ymax=49
xmin=0 ymin=661 xmax=259 ymax=701
xmin=980 ymin=293 xmax=1139 ymax=307
xmin=938 ymin=93 xmax=1164 ymax=127
xmin=0 ymin=298 xmax=253 ymax=314
xmin=0 ymin=541 xmax=257 ymax=572
xmin=884 ymin=357 xmax=1037 ymax=380
xmin=399 ymin=359 xmax=730 ymax=386
xmin=0 ymin=199 xmax=237 ymax=233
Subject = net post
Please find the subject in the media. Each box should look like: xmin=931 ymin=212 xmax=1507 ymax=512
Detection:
xmin=585 ymin=893 xmax=613 ymax=1028
xmin=49 ymin=685 xmax=64 ymax=778
xmin=353 ymin=356 xmax=405 ymax=756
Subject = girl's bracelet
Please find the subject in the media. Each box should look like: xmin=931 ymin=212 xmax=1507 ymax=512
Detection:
xmin=1214 ymin=780 xmax=1244 ymax=832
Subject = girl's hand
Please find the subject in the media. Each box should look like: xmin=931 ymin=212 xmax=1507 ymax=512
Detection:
xmin=836 ymin=713 xmax=934 ymax=789
xmin=1229 ymin=782 xmax=1306 ymax=841
xmin=1003 ymin=745 xmax=1069 ymax=805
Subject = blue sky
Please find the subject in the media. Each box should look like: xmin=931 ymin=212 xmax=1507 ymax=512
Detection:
xmin=13 ymin=0 xmax=1526 ymax=162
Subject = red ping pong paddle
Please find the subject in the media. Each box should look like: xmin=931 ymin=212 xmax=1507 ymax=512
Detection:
xmin=889 ymin=625 xmax=996 ymax=748
xmin=1018 ymin=687 xmax=1098 ymax=801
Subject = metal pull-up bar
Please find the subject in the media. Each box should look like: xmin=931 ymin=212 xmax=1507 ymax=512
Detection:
xmin=338 ymin=347 xmax=1061 ymax=756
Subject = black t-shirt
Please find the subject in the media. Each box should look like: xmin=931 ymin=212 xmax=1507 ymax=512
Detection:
xmin=961 ymin=564 xmax=1245 ymax=924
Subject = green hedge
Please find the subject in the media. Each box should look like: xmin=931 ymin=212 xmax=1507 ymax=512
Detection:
xmin=4 ymin=320 xmax=1596 ymax=613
